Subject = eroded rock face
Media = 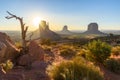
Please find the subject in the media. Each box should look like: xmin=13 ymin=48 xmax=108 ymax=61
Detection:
xmin=62 ymin=25 xmax=68 ymax=31
xmin=18 ymin=54 xmax=31 ymax=66
xmin=27 ymin=21 xmax=61 ymax=41
xmin=29 ymin=41 xmax=45 ymax=61
xmin=57 ymin=25 xmax=73 ymax=35
xmin=39 ymin=20 xmax=61 ymax=40
xmin=18 ymin=41 xmax=45 ymax=66
xmin=0 ymin=32 xmax=19 ymax=62
xmin=83 ymin=23 xmax=106 ymax=35
xmin=88 ymin=23 xmax=98 ymax=31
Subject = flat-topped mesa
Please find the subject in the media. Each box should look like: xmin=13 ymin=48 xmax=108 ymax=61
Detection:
xmin=83 ymin=23 xmax=106 ymax=35
xmin=88 ymin=23 xmax=98 ymax=31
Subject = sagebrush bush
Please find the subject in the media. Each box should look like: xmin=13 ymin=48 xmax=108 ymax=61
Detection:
xmin=77 ymin=49 xmax=87 ymax=58
xmin=42 ymin=45 xmax=51 ymax=51
xmin=60 ymin=48 xmax=76 ymax=58
xmin=86 ymin=40 xmax=111 ymax=63
xmin=15 ymin=42 xmax=22 ymax=49
xmin=40 ymin=38 xmax=51 ymax=45
xmin=112 ymin=46 xmax=120 ymax=56
xmin=0 ymin=60 xmax=13 ymax=72
xmin=47 ymin=57 xmax=104 ymax=80
xmin=104 ymin=58 xmax=120 ymax=74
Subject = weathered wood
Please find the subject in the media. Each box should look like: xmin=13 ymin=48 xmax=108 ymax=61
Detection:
xmin=5 ymin=11 xmax=28 ymax=54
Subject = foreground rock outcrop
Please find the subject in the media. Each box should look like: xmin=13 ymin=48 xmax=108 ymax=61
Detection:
xmin=83 ymin=23 xmax=107 ymax=36
xmin=0 ymin=32 xmax=19 ymax=62
xmin=18 ymin=41 xmax=45 ymax=66
xmin=0 ymin=61 xmax=50 ymax=80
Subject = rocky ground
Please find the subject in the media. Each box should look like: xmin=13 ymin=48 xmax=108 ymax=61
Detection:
xmin=0 ymin=45 xmax=120 ymax=80
xmin=0 ymin=32 xmax=120 ymax=80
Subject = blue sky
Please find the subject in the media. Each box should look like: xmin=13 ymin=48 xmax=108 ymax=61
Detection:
xmin=0 ymin=0 xmax=120 ymax=31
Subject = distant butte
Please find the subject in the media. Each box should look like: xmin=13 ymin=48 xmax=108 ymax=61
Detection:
xmin=83 ymin=23 xmax=107 ymax=35
xmin=27 ymin=20 xmax=61 ymax=40
xmin=58 ymin=25 xmax=73 ymax=35
xmin=39 ymin=20 xmax=61 ymax=40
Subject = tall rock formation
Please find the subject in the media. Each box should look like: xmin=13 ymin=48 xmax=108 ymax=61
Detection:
xmin=57 ymin=25 xmax=73 ymax=35
xmin=83 ymin=23 xmax=106 ymax=35
xmin=27 ymin=20 xmax=61 ymax=40
xmin=39 ymin=20 xmax=61 ymax=40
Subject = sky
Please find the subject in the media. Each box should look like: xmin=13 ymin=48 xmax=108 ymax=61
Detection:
xmin=0 ymin=0 xmax=120 ymax=31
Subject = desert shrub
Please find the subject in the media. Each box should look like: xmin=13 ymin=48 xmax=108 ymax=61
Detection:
xmin=112 ymin=46 xmax=120 ymax=56
xmin=47 ymin=57 xmax=103 ymax=80
xmin=86 ymin=40 xmax=111 ymax=63
xmin=60 ymin=48 xmax=76 ymax=58
xmin=40 ymin=38 xmax=51 ymax=45
xmin=0 ymin=60 xmax=13 ymax=73
xmin=42 ymin=45 xmax=51 ymax=51
xmin=15 ymin=42 xmax=22 ymax=49
xmin=104 ymin=58 xmax=120 ymax=74
xmin=76 ymin=48 xmax=88 ymax=58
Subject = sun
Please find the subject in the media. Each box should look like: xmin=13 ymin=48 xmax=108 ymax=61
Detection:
xmin=33 ymin=17 xmax=41 ymax=27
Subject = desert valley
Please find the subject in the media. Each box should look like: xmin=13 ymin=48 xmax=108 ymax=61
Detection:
xmin=0 ymin=0 xmax=120 ymax=80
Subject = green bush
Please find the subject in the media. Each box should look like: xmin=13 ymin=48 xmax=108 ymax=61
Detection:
xmin=0 ymin=60 xmax=14 ymax=72
xmin=86 ymin=40 xmax=111 ymax=63
xmin=77 ymin=49 xmax=87 ymax=58
xmin=60 ymin=48 xmax=76 ymax=58
xmin=15 ymin=42 xmax=22 ymax=49
xmin=47 ymin=57 xmax=104 ymax=80
xmin=40 ymin=38 xmax=51 ymax=45
xmin=104 ymin=58 xmax=120 ymax=74
xmin=112 ymin=46 xmax=120 ymax=56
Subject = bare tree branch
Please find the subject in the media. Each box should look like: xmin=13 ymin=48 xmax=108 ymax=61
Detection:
xmin=29 ymin=32 xmax=34 ymax=41
xmin=5 ymin=11 xmax=28 ymax=54
xmin=24 ymin=26 xmax=28 ymax=34
xmin=6 ymin=11 xmax=21 ymax=20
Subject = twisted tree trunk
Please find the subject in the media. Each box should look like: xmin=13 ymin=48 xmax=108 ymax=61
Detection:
xmin=5 ymin=11 xmax=28 ymax=54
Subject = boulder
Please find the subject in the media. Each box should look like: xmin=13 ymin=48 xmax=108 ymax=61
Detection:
xmin=18 ymin=54 xmax=31 ymax=66
xmin=29 ymin=41 xmax=45 ymax=61
xmin=18 ymin=41 xmax=45 ymax=66
xmin=0 ymin=32 xmax=19 ymax=63
xmin=31 ymin=61 xmax=48 ymax=70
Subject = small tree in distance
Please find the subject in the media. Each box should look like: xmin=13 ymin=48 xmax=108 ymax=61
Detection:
xmin=5 ymin=11 xmax=28 ymax=54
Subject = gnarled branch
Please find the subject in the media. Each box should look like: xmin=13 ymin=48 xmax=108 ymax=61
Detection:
xmin=5 ymin=11 xmax=29 ymax=54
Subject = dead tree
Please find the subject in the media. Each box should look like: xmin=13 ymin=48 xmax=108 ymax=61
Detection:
xmin=5 ymin=11 xmax=28 ymax=54
xmin=29 ymin=32 xmax=34 ymax=41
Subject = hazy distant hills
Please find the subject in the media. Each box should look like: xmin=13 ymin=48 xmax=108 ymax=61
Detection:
xmin=26 ymin=22 xmax=116 ymax=40
xmin=2 ymin=22 xmax=120 ymax=41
